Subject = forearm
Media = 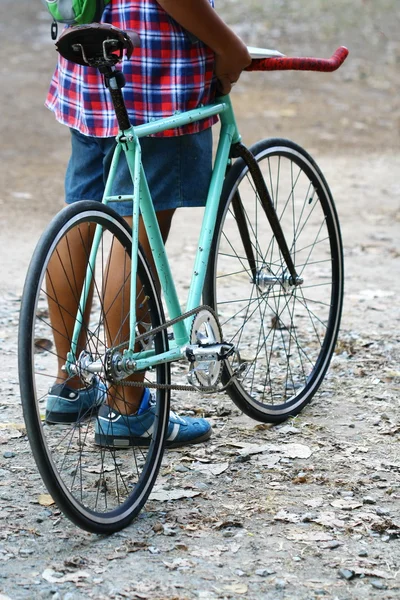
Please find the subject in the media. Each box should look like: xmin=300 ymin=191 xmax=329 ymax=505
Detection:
xmin=156 ymin=0 xmax=239 ymax=54
xmin=157 ymin=0 xmax=251 ymax=94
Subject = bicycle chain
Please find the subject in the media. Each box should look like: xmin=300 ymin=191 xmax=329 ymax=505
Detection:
xmin=108 ymin=304 xmax=230 ymax=393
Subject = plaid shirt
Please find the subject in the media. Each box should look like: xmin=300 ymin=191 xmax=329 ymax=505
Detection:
xmin=46 ymin=0 xmax=217 ymax=137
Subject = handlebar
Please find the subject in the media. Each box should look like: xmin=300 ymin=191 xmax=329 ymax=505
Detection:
xmin=245 ymin=46 xmax=349 ymax=73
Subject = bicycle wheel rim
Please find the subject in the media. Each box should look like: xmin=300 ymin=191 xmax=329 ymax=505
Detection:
xmin=206 ymin=139 xmax=343 ymax=420
xmin=18 ymin=202 xmax=169 ymax=532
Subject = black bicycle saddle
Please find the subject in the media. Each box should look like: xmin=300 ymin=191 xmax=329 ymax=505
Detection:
xmin=55 ymin=23 xmax=140 ymax=68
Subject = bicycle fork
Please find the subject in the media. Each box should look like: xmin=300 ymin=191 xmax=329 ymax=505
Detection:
xmin=230 ymin=142 xmax=303 ymax=290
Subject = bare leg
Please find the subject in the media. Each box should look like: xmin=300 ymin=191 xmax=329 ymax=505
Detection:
xmin=46 ymin=220 xmax=95 ymax=388
xmin=47 ymin=201 xmax=174 ymax=409
xmin=104 ymin=208 xmax=175 ymax=414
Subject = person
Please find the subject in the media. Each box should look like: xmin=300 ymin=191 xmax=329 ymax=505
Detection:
xmin=44 ymin=0 xmax=251 ymax=448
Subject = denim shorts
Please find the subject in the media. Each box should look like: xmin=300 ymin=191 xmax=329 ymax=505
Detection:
xmin=65 ymin=127 xmax=213 ymax=215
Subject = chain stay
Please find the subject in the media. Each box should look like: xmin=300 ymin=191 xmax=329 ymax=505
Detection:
xmin=113 ymin=304 xmax=238 ymax=393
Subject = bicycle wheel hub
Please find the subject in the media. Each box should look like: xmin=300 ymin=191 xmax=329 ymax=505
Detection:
xmin=255 ymin=268 xmax=303 ymax=293
xmin=67 ymin=350 xmax=99 ymax=385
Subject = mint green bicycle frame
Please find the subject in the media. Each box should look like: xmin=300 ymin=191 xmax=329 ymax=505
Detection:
xmin=68 ymin=95 xmax=240 ymax=375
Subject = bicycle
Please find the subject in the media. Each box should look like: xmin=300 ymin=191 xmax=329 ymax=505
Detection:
xmin=18 ymin=23 xmax=348 ymax=534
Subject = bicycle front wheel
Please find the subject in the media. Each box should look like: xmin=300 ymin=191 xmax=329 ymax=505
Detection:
xmin=204 ymin=139 xmax=343 ymax=423
xmin=18 ymin=202 xmax=170 ymax=533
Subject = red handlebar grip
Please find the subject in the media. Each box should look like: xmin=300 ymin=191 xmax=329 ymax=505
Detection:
xmin=246 ymin=46 xmax=349 ymax=73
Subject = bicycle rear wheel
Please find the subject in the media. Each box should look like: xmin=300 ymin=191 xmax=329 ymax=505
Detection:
xmin=204 ymin=139 xmax=343 ymax=423
xmin=18 ymin=201 xmax=170 ymax=533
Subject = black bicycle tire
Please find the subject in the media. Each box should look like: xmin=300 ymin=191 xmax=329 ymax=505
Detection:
xmin=18 ymin=201 xmax=170 ymax=533
xmin=204 ymin=138 xmax=344 ymax=422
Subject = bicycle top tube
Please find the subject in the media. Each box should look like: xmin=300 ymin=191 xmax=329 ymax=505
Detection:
xmin=131 ymin=99 xmax=236 ymax=139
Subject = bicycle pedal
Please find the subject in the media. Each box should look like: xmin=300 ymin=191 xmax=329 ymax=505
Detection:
xmin=185 ymin=342 xmax=234 ymax=363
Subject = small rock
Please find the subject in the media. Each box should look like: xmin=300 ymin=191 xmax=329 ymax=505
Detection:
xmin=255 ymin=568 xmax=275 ymax=577
xmin=376 ymin=507 xmax=390 ymax=516
xmin=19 ymin=548 xmax=35 ymax=556
xmin=2 ymin=451 xmax=15 ymax=459
xmin=194 ymin=482 xmax=209 ymax=491
xmin=321 ymin=540 xmax=342 ymax=550
xmin=301 ymin=512 xmax=316 ymax=522
xmin=175 ymin=465 xmax=190 ymax=473
xmin=234 ymin=569 xmax=246 ymax=577
xmin=362 ymin=496 xmax=376 ymax=505
xmin=275 ymin=579 xmax=286 ymax=590
xmin=370 ymin=579 xmax=387 ymax=590
xmin=222 ymin=531 xmax=235 ymax=538
xmin=234 ymin=454 xmax=251 ymax=463
xmin=358 ymin=549 xmax=369 ymax=557
xmin=338 ymin=568 xmax=355 ymax=580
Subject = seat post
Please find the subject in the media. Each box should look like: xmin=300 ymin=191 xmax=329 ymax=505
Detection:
xmin=100 ymin=66 xmax=131 ymax=132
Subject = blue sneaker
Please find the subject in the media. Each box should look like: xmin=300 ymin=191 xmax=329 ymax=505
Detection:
xmin=46 ymin=379 xmax=107 ymax=424
xmin=94 ymin=388 xmax=212 ymax=448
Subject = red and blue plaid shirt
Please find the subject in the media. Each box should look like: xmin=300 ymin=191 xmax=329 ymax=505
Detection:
xmin=46 ymin=0 xmax=217 ymax=137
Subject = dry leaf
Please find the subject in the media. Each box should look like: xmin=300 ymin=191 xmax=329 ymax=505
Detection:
xmin=331 ymin=499 xmax=363 ymax=511
xmin=42 ymin=569 xmax=91 ymax=583
xmin=163 ymin=558 xmax=194 ymax=570
xmin=274 ymin=510 xmax=300 ymax=523
xmin=287 ymin=531 xmax=334 ymax=542
xmin=234 ymin=442 xmax=312 ymax=459
xmin=314 ymin=512 xmax=346 ymax=529
xmin=257 ymin=454 xmax=281 ymax=468
xmin=214 ymin=519 xmax=243 ymax=530
xmin=283 ymin=444 xmax=313 ymax=459
xmin=38 ymin=494 xmax=55 ymax=507
xmin=192 ymin=462 xmax=229 ymax=476
xmin=34 ymin=338 xmax=53 ymax=353
xmin=150 ymin=488 xmax=200 ymax=502
xmin=235 ymin=442 xmax=281 ymax=456
xmin=191 ymin=548 xmax=222 ymax=558
xmin=0 ymin=423 xmax=25 ymax=431
xmin=223 ymin=584 xmax=248 ymax=594
xmin=84 ymin=464 xmax=116 ymax=474
xmin=304 ymin=497 xmax=324 ymax=509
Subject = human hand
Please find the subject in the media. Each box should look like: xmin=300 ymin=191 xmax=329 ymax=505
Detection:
xmin=214 ymin=39 xmax=252 ymax=95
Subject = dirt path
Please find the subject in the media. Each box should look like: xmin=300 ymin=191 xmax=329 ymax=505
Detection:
xmin=1 ymin=2 xmax=399 ymax=599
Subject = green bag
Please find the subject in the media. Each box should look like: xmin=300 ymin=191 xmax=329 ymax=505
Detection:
xmin=42 ymin=0 xmax=111 ymax=26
